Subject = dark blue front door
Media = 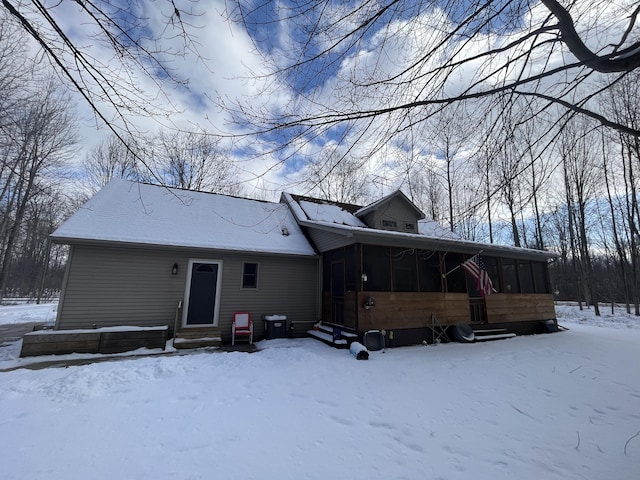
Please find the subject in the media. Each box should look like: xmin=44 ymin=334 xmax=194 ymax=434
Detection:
xmin=186 ymin=263 xmax=219 ymax=325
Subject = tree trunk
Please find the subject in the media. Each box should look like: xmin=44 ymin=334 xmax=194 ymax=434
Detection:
xmin=577 ymin=199 xmax=600 ymax=315
xmin=530 ymin=160 xmax=545 ymax=249
xmin=605 ymin=137 xmax=631 ymax=312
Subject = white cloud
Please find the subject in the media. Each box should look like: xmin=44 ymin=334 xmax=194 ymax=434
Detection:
xmin=14 ymin=0 xmax=283 ymax=193
xmin=12 ymin=0 xmax=636 ymax=199
xmin=243 ymin=0 xmax=637 ymax=193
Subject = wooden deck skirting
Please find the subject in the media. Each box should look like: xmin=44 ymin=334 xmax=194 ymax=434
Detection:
xmin=485 ymin=293 xmax=556 ymax=323
xmin=20 ymin=326 xmax=168 ymax=357
xmin=354 ymin=292 xmax=555 ymax=329
xmin=356 ymin=292 xmax=471 ymax=330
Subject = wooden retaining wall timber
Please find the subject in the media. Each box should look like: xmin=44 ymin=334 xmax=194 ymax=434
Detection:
xmin=20 ymin=326 xmax=168 ymax=357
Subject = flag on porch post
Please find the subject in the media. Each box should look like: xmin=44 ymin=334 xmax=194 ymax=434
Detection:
xmin=461 ymin=256 xmax=495 ymax=297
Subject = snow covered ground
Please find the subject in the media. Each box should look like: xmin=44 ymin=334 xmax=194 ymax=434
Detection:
xmin=0 ymin=302 xmax=638 ymax=480
xmin=0 ymin=302 xmax=57 ymax=325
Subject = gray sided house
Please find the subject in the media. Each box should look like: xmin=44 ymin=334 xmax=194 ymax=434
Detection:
xmin=43 ymin=180 xmax=320 ymax=353
xmin=24 ymin=180 xmax=557 ymax=356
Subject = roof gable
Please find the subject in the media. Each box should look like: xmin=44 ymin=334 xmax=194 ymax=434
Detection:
xmin=355 ymin=190 xmax=425 ymax=220
xmin=52 ymin=180 xmax=316 ymax=256
xmin=353 ymin=190 xmax=425 ymax=233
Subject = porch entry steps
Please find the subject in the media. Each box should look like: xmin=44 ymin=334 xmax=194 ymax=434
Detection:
xmin=307 ymin=324 xmax=357 ymax=349
xmin=306 ymin=324 xmax=516 ymax=348
xmin=471 ymin=327 xmax=516 ymax=342
xmin=173 ymin=327 xmax=222 ymax=349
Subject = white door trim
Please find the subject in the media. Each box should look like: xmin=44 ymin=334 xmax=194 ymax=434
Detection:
xmin=182 ymin=259 xmax=223 ymax=328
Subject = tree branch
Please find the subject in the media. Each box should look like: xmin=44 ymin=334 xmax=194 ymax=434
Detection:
xmin=514 ymin=89 xmax=640 ymax=137
xmin=541 ymin=0 xmax=640 ymax=72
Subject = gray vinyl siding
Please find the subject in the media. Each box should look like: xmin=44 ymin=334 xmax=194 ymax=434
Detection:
xmin=365 ymin=200 xmax=421 ymax=232
xmin=57 ymin=245 xmax=186 ymax=331
xmin=306 ymin=228 xmax=354 ymax=252
xmin=216 ymin=254 xmax=320 ymax=340
xmin=57 ymin=244 xmax=320 ymax=341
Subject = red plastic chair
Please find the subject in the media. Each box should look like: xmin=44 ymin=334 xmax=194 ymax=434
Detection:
xmin=232 ymin=312 xmax=253 ymax=345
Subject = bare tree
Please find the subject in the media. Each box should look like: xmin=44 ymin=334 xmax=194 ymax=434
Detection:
xmin=0 ymin=78 xmax=77 ymax=301
xmin=84 ymin=129 xmax=246 ymax=196
xmin=559 ymin=119 xmax=601 ymax=315
xmin=420 ymin=163 xmax=446 ymax=224
xmin=83 ymin=134 xmax=141 ymax=193
xmin=603 ymin=71 xmax=640 ymax=314
xmin=601 ymin=138 xmax=632 ymax=313
xmin=11 ymin=184 xmax=73 ymax=302
xmin=428 ymin=108 xmax=469 ymax=232
xmin=1 ymin=0 xmax=204 ymax=164
xmin=224 ymin=0 xmax=640 ymax=167
xmin=300 ymin=149 xmax=372 ymax=204
xmin=143 ymin=129 xmax=244 ymax=195
xmin=472 ymin=129 xmax=503 ymax=244
xmin=392 ymin=147 xmax=447 ymax=224
xmin=492 ymin=112 xmax=526 ymax=247
xmin=0 ymin=13 xmax=30 ymax=128
xmin=506 ymin=112 xmax=554 ymax=249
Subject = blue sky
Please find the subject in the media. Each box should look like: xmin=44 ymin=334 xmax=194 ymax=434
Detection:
xmin=20 ymin=0 xmax=637 ymax=202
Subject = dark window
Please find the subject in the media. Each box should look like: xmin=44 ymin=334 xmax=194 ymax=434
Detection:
xmin=331 ymin=262 xmax=345 ymax=325
xmin=405 ymin=223 xmax=415 ymax=231
xmin=392 ymin=248 xmax=418 ymax=292
xmin=532 ymin=262 xmax=550 ymax=293
xmin=418 ymin=251 xmax=442 ymax=292
xmin=331 ymin=262 xmax=345 ymax=296
xmin=345 ymin=245 xmax=356 ymax=291
xmin=382 ymin=219 xmax=397 ymax=228
xmin=324 ymin=247 xmax=356 ymax=291
xmin=331 ymin=248 xmax=344 ymax=261
xmin=444 ymin=253 xmax=467 ymax=293
xmin=362 ymin=245 xmax=391 ymax=291
xmin=518 ymin=261 xmax=534 ymax=293
xmin=242 ymin=262 xmax=258 ymax=288
xmin=483 ymin=256 xmax=501 ymax=293
xmin=502 ymin=259 xmax=518 ymax=293
xmin=322 ymin=254 xmax=331 ymax=292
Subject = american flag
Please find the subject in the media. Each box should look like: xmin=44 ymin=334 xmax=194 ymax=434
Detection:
xmin=461 ymin=255 xmax=495 ymax=297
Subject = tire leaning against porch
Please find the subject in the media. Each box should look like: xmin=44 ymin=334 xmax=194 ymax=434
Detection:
xmin=451 ymin=323 xmax=475 ymax=343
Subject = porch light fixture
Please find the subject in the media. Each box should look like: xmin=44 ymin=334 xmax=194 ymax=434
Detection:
xmin=172 ymin=263 xmax=179 ymax=275
xmin=281 ymin=227 xmax=290 ymax=236
xmin=361 ymin=273 xmax=368 ymax=282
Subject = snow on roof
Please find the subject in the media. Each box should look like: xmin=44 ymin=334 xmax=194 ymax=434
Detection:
xmin=51 ymin=180 xmax=316 ymax=256
xmin=282 ymin=192 xmax=555 ymax=259
xmin=298 ymin=200 xmax=367 ymax=227
xmin=418 ymin=218 xmax=462 ymax=240
xmin=285 ymin=192 xmax=457 ymax=241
